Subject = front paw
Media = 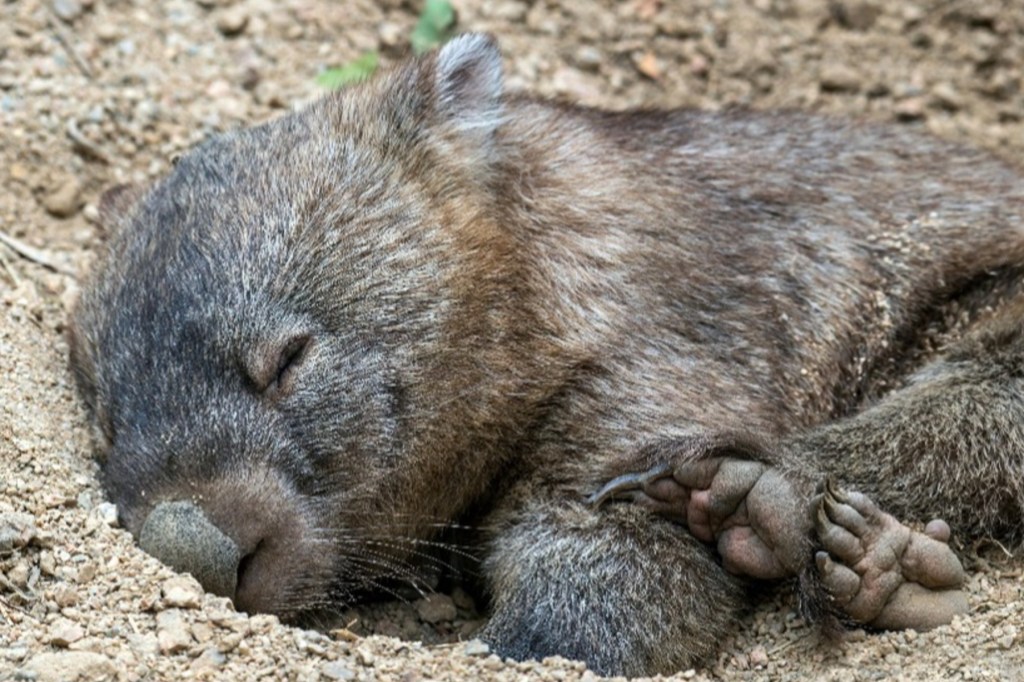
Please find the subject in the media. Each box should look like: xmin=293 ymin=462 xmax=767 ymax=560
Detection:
xmin=589 ymin=452 xmax=809 ymax=580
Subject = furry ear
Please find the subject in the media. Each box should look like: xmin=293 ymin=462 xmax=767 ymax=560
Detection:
xmin=98 ymin=183 xmax=147 ymax=234
xmin=433 ymin=33 xmax=504 ymax=140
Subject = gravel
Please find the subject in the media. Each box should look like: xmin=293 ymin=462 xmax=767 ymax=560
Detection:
xmin=1 ymin=0 xmax=1023 ymax=680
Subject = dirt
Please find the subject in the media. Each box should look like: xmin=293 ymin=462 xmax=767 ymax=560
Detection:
xmin=1 ymin=0 xmax=1023 ymax=680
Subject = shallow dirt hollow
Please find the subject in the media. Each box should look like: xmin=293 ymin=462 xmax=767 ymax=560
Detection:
xmin=2 ymin=0 xmax=1023 ymax=680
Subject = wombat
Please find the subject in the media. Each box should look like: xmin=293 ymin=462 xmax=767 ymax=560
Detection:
xmin=68 ymin=34 xmax=1024 ymax=676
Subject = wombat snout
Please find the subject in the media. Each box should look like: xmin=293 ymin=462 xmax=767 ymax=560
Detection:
xmin=134 ymin=483 xmax=328 ymax=618
xmin=139 ymin=501 xmax=244 ymax=604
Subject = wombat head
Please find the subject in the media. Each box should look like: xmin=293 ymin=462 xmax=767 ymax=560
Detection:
xmin=69 ymin=34 xmax=539 ymax=619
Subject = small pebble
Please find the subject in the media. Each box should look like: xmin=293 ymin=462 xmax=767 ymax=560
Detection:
xmin=415 ymin=594 xmax=457 ymax=624
xmin=48 ymin=619 xmax=85 ymax=647
xmin=216 ymin=8 xmax=249 ymax=36
xmin=191 ymin=622 xmax=214 ymax=643
xmin=633 ymin=51 xmax=661 ymax=80
xmin=126 ymin=633 xmax=160 ymax=657
xmin=894 ymin=97 xmax=926 ymax=121
xmin=930 ymin=82 xmax=962 ymax=111
xmin=377 ymin=21 xmax=403 ymax=48
xmin=830 ymin=0 xmax=881 ymax=31
xmin=820 ymin=64 xmax=861 ymax=93
xmin=0 ymin=513 xmax=38 ymax=552
xmin=9 ymin=163 xmax=29 ymax=182
xmin=51 ymin=0 xmax=84 ymax=22
xmin=574 ymin=46 xmax=603 ymax=72
xmin=53 ymin=584 xmax=79 ymax=608
xmin=206 ymin=79 xmax=232 ymax=98
xmin=19 ymin=651 xmax=116 ymax=682
xmin=161 ymin=575 xmax=203 ymax=609
xmin=209 ymin=609 xmax=250 ymax=631
xmin=450 ymin=586 xmax=476 ymax=611
xmin=7 ymin=560 xmax=29 ymax=588
xmin=321 ymin=661 xmax=356 ymax=681
xmin=76 ymin=561 xmax=96 ymax=584
xmin=95 ymin=502 xmax=118 ymax=527
xmin=998 ymin=625 xmax=1018 ymax=649
xmin=492 ymin=1 xmax=528 ymax=21
xmin=355 ymin=647 xmax=375 ymax=667
xmin=190 ymin=647 xmax=227 ymax=672
xmin=95 ymin=22 xmax=121 ymax=42
xmin=43 ymin=177 xmax=83 ymax=218
xmin=156 ymin=609 xmax=194 ymax=654
xmin=463 ymin=640 xmax=490 ymax=657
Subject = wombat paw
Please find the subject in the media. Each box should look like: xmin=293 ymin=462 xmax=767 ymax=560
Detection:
xmin=813 ymin=480 xmax=968 ymax=631
xmin=588 ymin=457 xmax=807 ymax=580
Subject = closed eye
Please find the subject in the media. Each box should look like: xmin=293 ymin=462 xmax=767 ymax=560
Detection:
xmin=246 ymin=333 xmax=312 ymax=396
xmin=272 ymin=334 xmax=311 ymax=394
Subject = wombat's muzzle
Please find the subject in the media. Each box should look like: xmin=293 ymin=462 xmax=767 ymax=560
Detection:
xmin=139 ymin=500 xmax=241 ymax=599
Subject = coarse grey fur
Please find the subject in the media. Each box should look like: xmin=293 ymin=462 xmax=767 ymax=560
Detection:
xmin=68 ymin=34 xmax=1024 ymax=676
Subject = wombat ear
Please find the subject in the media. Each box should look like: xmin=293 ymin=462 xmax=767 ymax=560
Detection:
xmin=433 ymin=33 xmax=504 ymax=140
xmin=98 ymin=183 xmax=147 ymax=234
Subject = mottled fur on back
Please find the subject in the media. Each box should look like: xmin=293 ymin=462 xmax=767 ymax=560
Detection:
xmin=69 ymin=35 xmax=1024 ymax=676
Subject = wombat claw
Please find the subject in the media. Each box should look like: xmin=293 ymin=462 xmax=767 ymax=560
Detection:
xmin=586 ymin=463 xmax=672 ymax=508
xmin=813 ymin=480 xmax=968 ymax=631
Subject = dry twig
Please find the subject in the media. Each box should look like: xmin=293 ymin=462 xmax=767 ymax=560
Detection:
xmin=66 ymin=119 xmax=111 ymax=164
xmin=0 ymin=229 xmax=76 ymax=278
xmin=0 ymin=249 xmax=21 ymax=286
xmin=45 ymin=8 xmax=95 ymax=79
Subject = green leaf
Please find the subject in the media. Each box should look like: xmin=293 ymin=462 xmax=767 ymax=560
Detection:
xmin=410 ymin=0 xmax=457 ymax=55
xmin=315 ymin=51 xmax=380 ymax=90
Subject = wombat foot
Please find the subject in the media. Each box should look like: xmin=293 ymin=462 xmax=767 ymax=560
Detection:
xmin=590 ymin=460 xmax=969 ymax=631
xmin=814 ymin=480 xmax=968 ymax=631
xmin=588 ymin=457 xmax=807 ymax=580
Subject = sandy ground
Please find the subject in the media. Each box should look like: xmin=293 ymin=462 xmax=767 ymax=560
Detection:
xmin=2 ymin=0 xmax=1024 ymax=680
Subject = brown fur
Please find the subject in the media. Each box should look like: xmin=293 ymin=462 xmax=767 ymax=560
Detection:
xmin=68 ymin=35 xmax=1024 ymax=676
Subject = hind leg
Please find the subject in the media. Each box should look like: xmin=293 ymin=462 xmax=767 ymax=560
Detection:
xmin=794 ymin=298 xmax=1024 ymax=546
xmin=780 ymin=300 xmax=1024 ymax=626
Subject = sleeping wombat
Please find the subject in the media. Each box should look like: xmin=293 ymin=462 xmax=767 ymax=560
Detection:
xmin=68 ymin=34 xmax=1024 ymax=676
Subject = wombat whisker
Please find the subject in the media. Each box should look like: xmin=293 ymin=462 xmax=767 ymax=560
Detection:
xmin=293 ymin=565 xmax=380 ymax=611
xmin=347 ymin=566 xmax=423 ymax=604
xmin=335 ymin=511 xmax=478 ymax=532
xmin=315 ymin=526 xmax=475 ymax=549
xmin=307 ymin=528 xmax=362 ymax=545
xmin=385 ymin=536 xmax=481 ymax=564
xmin=294 ymin=608 xmax=335 ymax=632
xmin=311 ymin=510 xmax=476 ymax=530
xmin=311 ymin=529 xmax=479 ymax=573
xmin=361 ymin=538 xmax=471 ymax=578
xmin=347 ymin=551 xmax=432 ymax=597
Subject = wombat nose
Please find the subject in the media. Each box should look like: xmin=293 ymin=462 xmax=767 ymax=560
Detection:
xmin=139 ymin=500 xmax=241 ymax=599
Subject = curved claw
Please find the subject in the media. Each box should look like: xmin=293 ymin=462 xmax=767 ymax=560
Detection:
xmin=586 ymin=463 xmax=672 ymax=508
xmin=824 ymin=477 xmax=849 ymax=504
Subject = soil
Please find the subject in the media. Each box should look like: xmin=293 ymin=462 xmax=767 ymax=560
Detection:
xmin=2 ymin=0 xmax=1023 ymax=680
